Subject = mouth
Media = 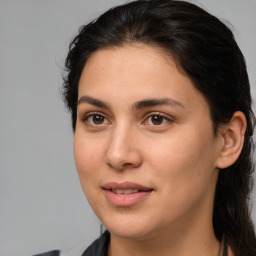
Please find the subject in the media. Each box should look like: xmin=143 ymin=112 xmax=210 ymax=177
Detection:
xmin=108 ymin=188 xmax=154 ymax=195
xmin=103 ymin=181 xmax=153 ymax=193
xmin=102 ymin=182 xmax=153 ymax=207
xmin=110 ymin=188 xmax=141 ymax=194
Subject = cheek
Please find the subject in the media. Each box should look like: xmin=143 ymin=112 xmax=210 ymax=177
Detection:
xmin=147 ymin=128 xmax=216 ymax=189
xmin=73 ymin=134 xmax=104 ymax=183
xmin=73 ymin=135 xmax=105 ymax=210
xmin=145 ymin=132 xmax=217 ymax=221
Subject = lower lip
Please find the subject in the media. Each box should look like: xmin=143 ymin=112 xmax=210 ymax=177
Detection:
xmin=104 ymin=189 xmax=152 ymax=207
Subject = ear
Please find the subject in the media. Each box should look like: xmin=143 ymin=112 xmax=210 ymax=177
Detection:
xmin=216 ymin=111 xmax=247 ymax=169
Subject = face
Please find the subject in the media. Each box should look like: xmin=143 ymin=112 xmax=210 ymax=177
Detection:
xmin=74 ymin=44 xmax=222 ymax=241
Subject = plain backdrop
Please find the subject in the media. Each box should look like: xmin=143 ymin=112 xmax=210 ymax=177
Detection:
xmin=0 ymin=0 xmax=256 ymax=255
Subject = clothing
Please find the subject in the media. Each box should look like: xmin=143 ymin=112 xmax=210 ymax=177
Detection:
xmin=34 ymin=231 xmax=226 ymax=256
xmin=33 ymin=231 xmax=109 ymax=256
xmin=33 ymin=250 xmax=60 ymax=256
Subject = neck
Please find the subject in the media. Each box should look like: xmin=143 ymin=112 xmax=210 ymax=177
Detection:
xmin=108 ymin=222 xmax=220 ymax=256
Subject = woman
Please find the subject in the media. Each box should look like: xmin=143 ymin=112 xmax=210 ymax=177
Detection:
xmin=35 ymin=0 xmax=256 ymax=255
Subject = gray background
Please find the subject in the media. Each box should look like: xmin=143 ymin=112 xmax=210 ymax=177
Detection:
xmin=0 ymin=0 xmax=255 ymax=255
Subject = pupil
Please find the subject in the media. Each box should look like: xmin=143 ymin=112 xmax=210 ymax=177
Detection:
xmin=152 ymin=115 xmax=163 ymax=125
xmin=93 ymin=115 xmax=104 ymax=124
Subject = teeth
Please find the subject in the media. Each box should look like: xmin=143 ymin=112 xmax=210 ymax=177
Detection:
xmin=123 ymin=189 xmax=133 ymax=194
xmin=112 ymin=189 xmax=139 ymax=194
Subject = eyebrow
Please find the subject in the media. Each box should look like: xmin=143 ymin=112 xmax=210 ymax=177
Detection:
xmin=77 ymin=96 xmax=185 ymax=110
xmin=77 ymin=96 xmax=110 ymax=109
xmin=132 ymin=98 xmax=185 ymax=109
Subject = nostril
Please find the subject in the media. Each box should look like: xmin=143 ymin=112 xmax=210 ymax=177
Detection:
xmin=106 ymin=161 xmax=133 ymax=170
xmin=122 ymin=163 xmax=133 ymax=167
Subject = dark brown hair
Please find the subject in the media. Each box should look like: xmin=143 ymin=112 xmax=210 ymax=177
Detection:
xmin=62 ymin=1 xmax=256 ymax=255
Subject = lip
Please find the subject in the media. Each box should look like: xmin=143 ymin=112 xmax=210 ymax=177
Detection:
xmin=102 ymin=181 xmax=153 ymax=207
xmin=103 ymin=181 xmax=152 ymax=191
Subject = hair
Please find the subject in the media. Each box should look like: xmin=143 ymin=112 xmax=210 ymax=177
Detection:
xmin=62 ymin=0 xmax=256 ymax=255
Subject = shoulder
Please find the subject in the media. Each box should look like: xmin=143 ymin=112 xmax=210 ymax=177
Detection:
xmin=33 ymin=231 xmax=110 ymax=256
xmin=82 ymin=230 xmax=110 ymax=256
xmin=33 ymin=250 xmax=60 ymax=256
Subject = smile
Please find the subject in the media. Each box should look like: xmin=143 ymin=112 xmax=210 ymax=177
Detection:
xmin=103 ymin=182 xmax=153 ymax=207
xmin=111 ymin=188 xmax=139 ymax=194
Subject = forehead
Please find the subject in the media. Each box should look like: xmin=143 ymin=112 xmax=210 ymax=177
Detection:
xmin=83 ymin=44 xmax=177 ymax=78
xmin=78 ymin=44 xmax=208 ymax=111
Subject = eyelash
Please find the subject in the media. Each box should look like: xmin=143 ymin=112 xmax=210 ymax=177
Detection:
xmin=143 ymin=112 xmax=173 ymax=126
xmin=81 ymin=112 xmax=173 ymax=127
xmin=82 ymin=112 xmax=110 ymax=126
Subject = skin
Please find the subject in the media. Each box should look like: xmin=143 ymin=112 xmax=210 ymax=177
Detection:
xmin=74 ymin=44 xmax=242 ymax=256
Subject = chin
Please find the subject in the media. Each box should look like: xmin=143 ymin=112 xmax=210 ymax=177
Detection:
xmin=108 ymin=227 xmax=152 ymax=240
xmin=102 ymin=214 xmax=158 ymax=240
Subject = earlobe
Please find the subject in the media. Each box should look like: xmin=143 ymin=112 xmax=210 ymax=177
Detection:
xmin=216 ymin=111 xmax=247 ymax=169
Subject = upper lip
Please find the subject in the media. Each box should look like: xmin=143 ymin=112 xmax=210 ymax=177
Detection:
xmin=103 ymin=182 xmax=153 ymax=191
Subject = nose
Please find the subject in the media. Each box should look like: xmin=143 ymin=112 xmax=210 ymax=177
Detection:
xmin=105 ymin=125 xmax=142 ymax=170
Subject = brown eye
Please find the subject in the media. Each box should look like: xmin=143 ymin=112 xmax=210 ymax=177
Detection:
xmin=92 ymin=115 xmax=105 ymax=124
xmin=143 ymin=113 xmax=172 ymax=126
xmin=151 ymin=115 xmax=164 ymax=125
xmin=85 ymin=114 xmax=109 ymax=125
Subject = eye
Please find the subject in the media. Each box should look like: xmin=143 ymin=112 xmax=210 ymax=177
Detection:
xmin=143 ymin=113 xmax=172 ymax=126
xmin=83 ymin=113 xmax=109 ymax=126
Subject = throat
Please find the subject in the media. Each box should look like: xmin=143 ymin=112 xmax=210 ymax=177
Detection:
xmin=107 ymin=231 xmax=221 ymax=256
